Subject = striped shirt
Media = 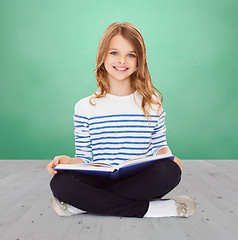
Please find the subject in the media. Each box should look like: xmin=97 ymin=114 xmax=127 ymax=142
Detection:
xmin=73 ymin=91 xmax=169 ymax=166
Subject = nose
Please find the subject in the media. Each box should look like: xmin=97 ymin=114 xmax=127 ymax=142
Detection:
xmin=118 ymin=56 xmax=126 ymax=64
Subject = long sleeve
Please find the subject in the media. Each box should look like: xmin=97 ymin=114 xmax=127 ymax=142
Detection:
xmin=73 ymin=102 xmax=92 ymax=163
xmin=151 ymin=110 xmax=169 ymax=156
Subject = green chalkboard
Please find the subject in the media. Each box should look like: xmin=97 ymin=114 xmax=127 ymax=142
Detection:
xmin=0 ymin=0 xmax=237 ymax=159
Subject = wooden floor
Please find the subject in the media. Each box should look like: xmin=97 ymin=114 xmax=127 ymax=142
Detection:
xmin=0 ymin=160 xmax=238 ymax=240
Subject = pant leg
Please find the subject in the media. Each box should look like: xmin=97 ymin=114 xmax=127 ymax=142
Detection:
xmin=50 ymin=171 xmax=149 ymax=218
xmin=103 ymin=159 xmax=182 ymax=200
xmin=49 ymin=159 xmax=181 ymax=218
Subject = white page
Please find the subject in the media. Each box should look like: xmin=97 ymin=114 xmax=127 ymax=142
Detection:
xmin=55 ymin=162 xmax=116 ymax=172
xmin=116 ymin=153 xmax=173 ymax=169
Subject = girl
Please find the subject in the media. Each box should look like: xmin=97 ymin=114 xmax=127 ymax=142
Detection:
xmin=47 ymin=22 xmax=196 ymax=218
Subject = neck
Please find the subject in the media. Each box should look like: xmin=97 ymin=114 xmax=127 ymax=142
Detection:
xmin=108 ymin=80 xmax=134 ymax=96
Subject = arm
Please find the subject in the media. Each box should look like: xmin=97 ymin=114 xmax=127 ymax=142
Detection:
xmin=152 ymin=108 xmax=182 ymax=169
xmin=151 ymin=108 xmax=169 ymax=155
xmin=47 ymin=101 xmax=92 ymax=176
xmin=73 ymin=101 xmax=92 ymax=164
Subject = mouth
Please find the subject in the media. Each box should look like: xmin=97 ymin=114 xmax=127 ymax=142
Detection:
xmin=113 ymin=66 xmax=129 ymax=72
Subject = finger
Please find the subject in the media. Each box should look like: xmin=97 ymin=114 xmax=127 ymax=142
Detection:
xmin=47 ymin=165 xmax=53 ymax=175
xmin=47 ymin=162 xmax=53 ymax=170
xmin=51 ymin=157 xmax=58 ymax=167
xmin=47 ymin=164 xmax=54 ymax=174
xmin=49 ymin=167 xmax=57 ymax=176
xmin=52 ymin=156 xmax=58 ymax=164
xmin=47 ymin=157 xmax=61 ymax=175
xmin=54 ymin=160 xmax=60 ymax=167
xmin=47 ymin=161 xmax=57 ymax=174
xmin=54 ymin=156 xmax=60 ymax=165
xmin=52 ymin=161 xmax=57 ymax=169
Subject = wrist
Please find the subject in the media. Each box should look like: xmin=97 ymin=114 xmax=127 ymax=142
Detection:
xmin=156 ymin=147 xmax=172 ymax=155
xmin=70 ymin=157 xmax=85 ymax=164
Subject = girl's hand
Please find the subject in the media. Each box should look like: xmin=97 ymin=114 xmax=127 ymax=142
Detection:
xmin=174 ymin=156 xmax=182 ymax=169
xmin=47 ymin=155 xmax=72 ymax=176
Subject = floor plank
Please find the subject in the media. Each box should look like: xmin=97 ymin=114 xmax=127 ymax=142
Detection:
xmin=0 ymin=160 xmax=238 ymax=240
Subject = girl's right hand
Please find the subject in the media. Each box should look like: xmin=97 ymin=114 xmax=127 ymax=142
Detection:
xmin=46 ymin=155 xmax=72 ymax=176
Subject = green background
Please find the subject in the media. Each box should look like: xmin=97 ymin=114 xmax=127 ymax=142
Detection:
xmin=0 ymin=0 xmax=237 ymax=160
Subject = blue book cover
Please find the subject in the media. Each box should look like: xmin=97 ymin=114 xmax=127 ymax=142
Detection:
xmin=54 ymin=153 xmax=175 ymax=180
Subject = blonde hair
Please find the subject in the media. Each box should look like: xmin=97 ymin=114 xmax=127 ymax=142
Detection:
xmin=90 ymin=22 xmax=163 ymax=122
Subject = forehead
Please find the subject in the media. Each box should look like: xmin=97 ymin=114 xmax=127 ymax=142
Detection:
xmin=108 ymin=35 xmax=135 ymax=52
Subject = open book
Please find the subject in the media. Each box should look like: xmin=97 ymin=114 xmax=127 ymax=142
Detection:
xmin=54 ymin=153 xmax=175 ymax=180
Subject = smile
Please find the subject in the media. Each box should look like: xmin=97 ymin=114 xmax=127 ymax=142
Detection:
xmin=113 ymin=66 xmax=129 ymax=72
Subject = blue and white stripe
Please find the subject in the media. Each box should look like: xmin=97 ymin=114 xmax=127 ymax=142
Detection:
xmin=73 ymin=111 xmax=168 ymax=166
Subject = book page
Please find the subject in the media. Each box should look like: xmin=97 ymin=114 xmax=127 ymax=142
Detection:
xmin=116 ymin=153 xmax=173 ymax=169
xmin=55 ymin=162 xmax=116 ymax=172
xmin=89 ymin=162 xmax=112 ymax=167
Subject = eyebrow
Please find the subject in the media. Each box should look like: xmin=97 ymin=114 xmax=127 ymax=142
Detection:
xmin=109 ymin=48 xmax=136 ymax=53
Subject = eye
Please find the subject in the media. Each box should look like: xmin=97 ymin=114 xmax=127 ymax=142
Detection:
xmin=110 ymin=52 xmax=117 ymax=55
xmin=128 ymin=54 xmax=136 ymax=58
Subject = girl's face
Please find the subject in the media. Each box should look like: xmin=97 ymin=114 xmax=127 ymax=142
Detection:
xmin=104 ymin=35 xmax=137 ymax=84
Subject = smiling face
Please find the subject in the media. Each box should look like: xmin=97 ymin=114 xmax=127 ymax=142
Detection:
xmin=104 ymin=35 xmax=138 ymax=86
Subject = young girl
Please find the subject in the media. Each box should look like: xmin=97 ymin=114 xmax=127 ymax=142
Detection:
xmin=47 ymin=22 xmax=196 ymax=218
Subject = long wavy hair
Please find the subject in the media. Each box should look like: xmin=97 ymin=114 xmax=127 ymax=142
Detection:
xmin=90 ymin=22 xmax=163 ymax=122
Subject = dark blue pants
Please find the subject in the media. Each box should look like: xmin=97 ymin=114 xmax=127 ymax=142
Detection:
xmin=50 ymin=159 xmax=182 ymax=218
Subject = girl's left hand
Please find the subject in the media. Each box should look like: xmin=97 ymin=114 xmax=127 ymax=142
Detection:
xmin=174 ymin=156 xmax=182 ymax=169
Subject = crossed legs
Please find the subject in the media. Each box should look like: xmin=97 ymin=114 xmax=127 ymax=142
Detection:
xmin=50 ymin=159 xmax=182 ymax=218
